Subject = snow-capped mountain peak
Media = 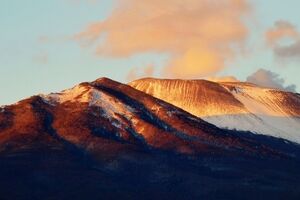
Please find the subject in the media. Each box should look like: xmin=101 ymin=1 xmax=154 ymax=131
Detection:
xmin=129 ymin=78 xmax=300 ymax=143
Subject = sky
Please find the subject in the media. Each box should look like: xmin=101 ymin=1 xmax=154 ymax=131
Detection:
xmin=1 ymin=0 xmax=300 ymax=105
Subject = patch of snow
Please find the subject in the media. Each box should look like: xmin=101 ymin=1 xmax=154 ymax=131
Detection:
xmin=166 ymin=111 xmax=173 ymax=117
xmin=231 ymin=86 xmax=244 ymax=94
xmin=58 ymin=85 xmax=90 ymax=103
xmin=88 ymin=89 xmax=135 ymax=121
xmin=111 ymin=121 xmax=122 ymax=129
xmin=212 ymin=84 xmax=300 ymax=143
xmin=40 ymin=84 xmax=91 ymax=104
xmin=0 ymin=106 xmax=5 ymax=113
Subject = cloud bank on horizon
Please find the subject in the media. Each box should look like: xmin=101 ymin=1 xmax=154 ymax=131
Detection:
xmin=76 ymin=0 xmax=251 ymax=78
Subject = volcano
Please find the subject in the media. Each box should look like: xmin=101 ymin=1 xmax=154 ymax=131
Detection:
xmin=130 ymin=78 xmax=300 ymax=143
xmin=1 ymin=77 xmax=300 ymax=200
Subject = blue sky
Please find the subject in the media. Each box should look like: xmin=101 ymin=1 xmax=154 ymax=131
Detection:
xmin=1 ymin=0 xmax=300 ymax=105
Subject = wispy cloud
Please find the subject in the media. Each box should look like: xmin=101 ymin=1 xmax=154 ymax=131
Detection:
xmin=33 ymin=53 xmax=48 ymax=65
xmin=246 ymin=68 xmax=296 ymax=92
xmin=75 ymin=0 xmax=251 ymax=78
xmin=206 ymin=76 xmax=240 ymax=82
xmin=265 ymin=20 xmax=299 ymax=46
xmin=66 ymin=0 xmax=100 ymax=5
xmin=274 ymin=40 xmax=300 ymax=60
xmin=126 ymin=65 xmax=155 ymax=81
xmin=266 ymin=20 xmax=300 ymax=61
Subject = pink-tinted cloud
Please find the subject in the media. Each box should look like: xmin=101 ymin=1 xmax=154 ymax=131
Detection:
xmin=274 ymin=40 xmax=300 ymax=59
xmin=37 ymin=36 xmax=50 ymax=44
xmin=265 ymin=20 xmax=299 ymax=47
xmin=76 ymin=0 xmax=251 ymax=78
xmin=246 ymin=68 xmax=296 ymax=92
xmin=206 ymin=76 xmax=240 ymax=82
xmin=266 ymin=20 xmax=300 ymax=60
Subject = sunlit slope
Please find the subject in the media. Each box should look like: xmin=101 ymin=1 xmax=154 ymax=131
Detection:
xmin=129 ymin=78 xmax=300 ymax=143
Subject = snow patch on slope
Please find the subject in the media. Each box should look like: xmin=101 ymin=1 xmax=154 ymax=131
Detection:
xmin=0 ymin=106 xmax=5 ymax=113
xmin=221 ymin=84 xmax=300 ymax=143
xmin=45 ymin=85 xmax=91 ymax=104
xmin=39 ymin=83 xmax=138 ymax=133
xmin=88 ymin=89 xmax=136 ymax=120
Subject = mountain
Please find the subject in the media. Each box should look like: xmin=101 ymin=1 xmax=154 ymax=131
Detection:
xmin=129 ymin=78 xmax=300 ymax=144
xmin=1 ymin=77 xmax=300 ymax=199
